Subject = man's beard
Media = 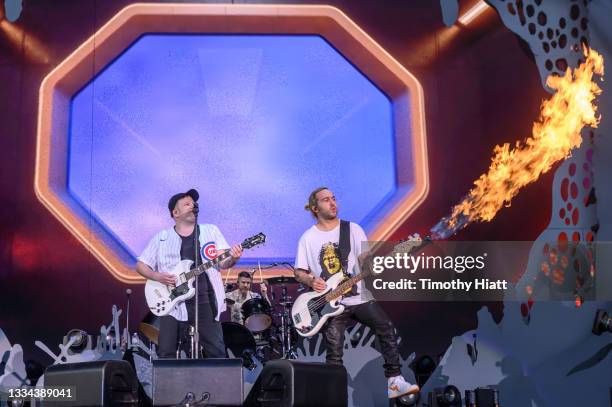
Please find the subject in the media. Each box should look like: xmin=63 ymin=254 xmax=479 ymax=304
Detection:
xmin=183 ymin=212 xmax=196 ymax=222
xmin=320 ymin=209 xmax=337 ymax=220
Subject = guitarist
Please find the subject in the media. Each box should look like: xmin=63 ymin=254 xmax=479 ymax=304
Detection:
xmin=135 ymin=189 xmax=243 ymax=358
xmin=294 ymin=187 xmax=419 ymax=399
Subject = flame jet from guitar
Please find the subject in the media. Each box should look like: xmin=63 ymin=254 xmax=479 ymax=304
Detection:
xmin=431 ymin=48 xmax=604 ymax=240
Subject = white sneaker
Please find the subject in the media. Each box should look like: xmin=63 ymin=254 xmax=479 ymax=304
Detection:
xmin=387 ymin=375 xmax=420 ymax=399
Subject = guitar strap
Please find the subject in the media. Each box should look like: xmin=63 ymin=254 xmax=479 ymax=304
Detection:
xmin=339 ymin=220 xmax=350 ymax=270
xmin=339 ymin=220 xmax=358 ymax=297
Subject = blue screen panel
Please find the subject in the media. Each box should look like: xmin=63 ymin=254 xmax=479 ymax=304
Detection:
xmin=68 ymin=34 xmax=399 ymax=263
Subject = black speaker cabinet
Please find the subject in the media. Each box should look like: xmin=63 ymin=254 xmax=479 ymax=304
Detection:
xmin=475 ymin=387 xmax=496 ymax=407
xmin=245 ymin=360 xmax=347 ymax=407
xmin=427 ymin=386 xmax=462 ymax=407
xmin=152 ymin=358 xmax=243 ymax=406
xmin=44 ymin=360 xmax=138 ymax=406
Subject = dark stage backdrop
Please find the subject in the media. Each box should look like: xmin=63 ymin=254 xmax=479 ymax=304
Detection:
xmin=0 ymin=0 xmax=550 ymax=365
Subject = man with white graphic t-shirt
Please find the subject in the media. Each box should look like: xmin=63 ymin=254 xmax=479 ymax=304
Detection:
xmin=135 ymin=189 xmax=243 ymax=358
xmin=294 ymin=187 xmax=419 ymax=399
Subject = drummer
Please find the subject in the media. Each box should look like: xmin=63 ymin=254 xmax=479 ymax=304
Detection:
xmin=226 ymin=271 xmax=271 ymax=325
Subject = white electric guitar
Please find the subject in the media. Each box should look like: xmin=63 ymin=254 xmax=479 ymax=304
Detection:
xmin=145 ymin=233 xmax=266 ymax=316
xmin=291 ymin=234 xmax=426 ymax=337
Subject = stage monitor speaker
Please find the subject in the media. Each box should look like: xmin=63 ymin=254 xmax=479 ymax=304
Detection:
xmin=44 ymin=360 xmax=138 ymax=406
xmin=152 ymin=358 xmax=243 ymax=406
xmin=245 ymin=360 xmax=347 ymax=407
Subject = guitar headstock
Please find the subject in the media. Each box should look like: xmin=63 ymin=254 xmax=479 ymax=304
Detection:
xmin=241 ymin=232 xmax=266 ymax=249
xmin=392 ymin=233 xmax=424 ymax=256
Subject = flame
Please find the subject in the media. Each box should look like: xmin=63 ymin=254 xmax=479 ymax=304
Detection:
xmin=432 ymin=48 xmax=604 ymax=239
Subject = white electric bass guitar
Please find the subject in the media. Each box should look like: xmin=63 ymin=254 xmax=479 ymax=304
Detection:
xmin=145 ymin=232 xmax=266 ymax=316
xmin=291 ymin=234 xmax=426 ymax=337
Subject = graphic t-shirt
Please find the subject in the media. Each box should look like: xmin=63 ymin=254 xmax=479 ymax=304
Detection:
xmin=294 ymin=222 xmax=372 ymax=306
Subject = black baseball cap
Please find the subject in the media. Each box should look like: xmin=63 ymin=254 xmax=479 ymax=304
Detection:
xmin=168 ymin=188 xmax=199 ymax=217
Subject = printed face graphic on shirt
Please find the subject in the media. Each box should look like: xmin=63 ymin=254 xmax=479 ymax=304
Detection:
xmin=319 ymin=243 xmax=341 ymax=277
xmin=318 ymin=241 xmax=357 ymax=297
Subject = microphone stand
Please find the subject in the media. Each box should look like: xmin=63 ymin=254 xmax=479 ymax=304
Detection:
xmin=192 ymin=203 xmax=200 ymax=359
xmin=125 ymin=289 xmax=132 ymax=349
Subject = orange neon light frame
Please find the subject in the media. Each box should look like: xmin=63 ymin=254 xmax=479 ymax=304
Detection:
xmin=35 ymin=4 xmax=429 ymax=283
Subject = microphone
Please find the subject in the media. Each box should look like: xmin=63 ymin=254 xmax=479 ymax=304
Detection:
xmin=126 ymin=288 xmax=132 ymax=296
xmin=193 ymin=202 xmax=199 ymax=215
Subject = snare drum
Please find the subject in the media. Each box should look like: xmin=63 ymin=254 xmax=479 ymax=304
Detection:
xmin=241 ymin=298 xmax=272 ymax=332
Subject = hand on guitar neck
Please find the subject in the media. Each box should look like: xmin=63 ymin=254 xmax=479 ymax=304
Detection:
xmin=219 ymin=244 xmax=244 ymax=269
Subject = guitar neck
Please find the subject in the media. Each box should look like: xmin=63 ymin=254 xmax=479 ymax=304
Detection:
xmin=324 ymin=236 xmax=431 ymax=302
xmin=325 ymin=269 xmax=372 ymax=302
xmin=185 ymin=250 xmax=234 ymax=280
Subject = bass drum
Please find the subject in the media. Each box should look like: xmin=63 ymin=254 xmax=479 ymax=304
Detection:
xmin=222 ymin=322 xmax=256 ymax=367
xmin=241 ymin=298 xmax=272 ymax=332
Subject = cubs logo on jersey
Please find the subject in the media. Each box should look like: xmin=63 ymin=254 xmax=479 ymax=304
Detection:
xmin=201 ymin=241 xmax=217 ymax=260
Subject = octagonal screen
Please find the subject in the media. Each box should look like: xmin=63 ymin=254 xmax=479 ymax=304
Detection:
xmin=67 ymin=34 xmax=401 ymax=263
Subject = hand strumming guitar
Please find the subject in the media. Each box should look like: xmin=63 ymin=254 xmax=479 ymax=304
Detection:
xmin=156 ymin=272 xmax=176 ymax=286
xmin=311 ymin=276 xmax=327 ymax=292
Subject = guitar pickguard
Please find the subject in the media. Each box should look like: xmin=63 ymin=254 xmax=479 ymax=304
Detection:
xmin=170 ymin=282 xmax=190 ymax=300
xmin=302 ymin=299 xmax=338 ymax=333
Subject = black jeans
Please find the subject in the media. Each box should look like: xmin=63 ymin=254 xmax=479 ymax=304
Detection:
xmin=158 ymin=297 xmax=225 ymax=359
xmin=322 ymin=300 xmax=402 ymax=378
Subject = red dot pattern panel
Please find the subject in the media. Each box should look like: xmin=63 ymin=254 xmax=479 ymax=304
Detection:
xmin=536 ymin=232 xmax=595 ymax=297
xmin=556 ymin=146 xmax=594 ymax=227
xmin=498 ymin=0 xmax=590 ymax=77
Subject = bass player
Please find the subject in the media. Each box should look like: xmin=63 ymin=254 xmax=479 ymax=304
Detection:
xmin=294 ymin=187 xmax=419 ymax=399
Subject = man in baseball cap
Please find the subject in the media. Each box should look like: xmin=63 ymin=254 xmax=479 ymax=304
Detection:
xmin=136 ymin=188 xmax=243 ymax=358
xmin=167 ymin=188 xmax=199 ymax=217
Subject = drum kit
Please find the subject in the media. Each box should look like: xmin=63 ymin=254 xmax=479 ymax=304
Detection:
xmin=138 ymin=275 xmax=301 ymax=367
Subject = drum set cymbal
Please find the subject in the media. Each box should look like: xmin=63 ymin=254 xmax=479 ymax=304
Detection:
xmin=139 ymin=311 xmax=160 ymax=345
xmin=266 ymin=276 xmax=297 ymax=285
